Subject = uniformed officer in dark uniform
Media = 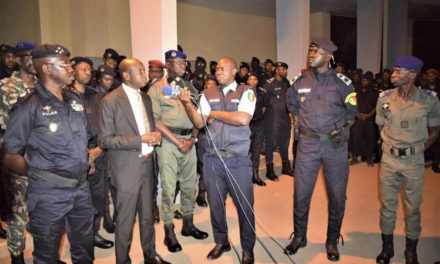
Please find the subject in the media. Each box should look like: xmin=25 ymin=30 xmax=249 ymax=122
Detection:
xmin=179 ymin=57 xmax=257 ymax=264
xmin=235 ymin=62 xmax=249 ymax=85
xmin=284 ymin=38 xmax=357 ymax=261
xmin=263 ymin=61 xmax=294 ymax=181
xmin=0 ymin=45 xmax=16 ymax=79
xmin=195 ymin=56 xmax=207 ymax=72
xmin=262 ymin=59 xmax=275 ymax=83
xmin=248 ymin=72 xmax=266 ymax=186
xmin=3 ymin=44 xmax=94 ymax=263
xmin=69 ymin=57 xmax=115 ymax=249
xmin=191 ymin=69 xmax=206 ymax=94
xmin=209 ymin=61 xmax=217 ymax=75
xmin=101 ymin=48 xmax=122 ymax=90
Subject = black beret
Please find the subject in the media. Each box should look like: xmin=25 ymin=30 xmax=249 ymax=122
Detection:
xmin=194 ymin=69 xmax=206 ymax=79
xmin=0 ymin=44 xmax=16 ymax=54
xmin=265 ymin=59 xmax=274 ymax=65
xmin=205 ymin=74 xmax=216 ymax=81
xmin=31 ymin=44 xmax=70 ymax=59
xmin=251 ymin=57 xmax=260 ymax=64
xmin=275 ymin=61 xmax=288 ymax=69
xmin=97 ymin=64 xmax=116 ymax=77
xmin=103 ymin=48 xmax=121 ymax=62
xmin=239 ymin=62 xmax=250 ymax=70
xmin=196 ymin=56 xmax=206 ymax=64
xmin=70 ymin=56 xmax=93 ymax=68
xmin=310 ymin=37 xmax=338 ymax=52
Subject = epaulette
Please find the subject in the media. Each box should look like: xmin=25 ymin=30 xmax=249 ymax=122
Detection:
xmin=379 ymin=89 xmax=392 ymax=98
xmin=336 ymin=73 xmax=352 ymax=86
xmin=266 ymin=77 xmax=274 ymax=84
xmin=290 ymin=72 xmax=302 ymax=86
xmin=258 ymin=87 xmax=266 ymax=93
xmin=63 ymin=86 xmax=81 ymax=98
xmin=422 ymin=89 xmax=437 ymax=97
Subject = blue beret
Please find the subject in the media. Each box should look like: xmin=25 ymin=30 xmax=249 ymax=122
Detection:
xmin=275 ymin=61 xmax=288 ymax=69
xmin=310 ymin=37 xmax=338 ymax=52
xmin=70 ymin=56 xmax=93 ymax=68
xmin=240 ymin=62 xmax=250 ymax=70
xmin=0 ymin=44 xmax=15 ymax=54
xmin=15 ymin=41 xmax=37 ymax=52
xmin=103 ymin=48 xmax=121 ymax=62
xmin=31 ymin=44 xmax=70 ymax=59
xmin=165 ymin=50 xmax=187 ymax=59
xmin=394 ymin=56 xmax=423 ymax=70
xmin=97 ymin=64 xmax=116 ymax=77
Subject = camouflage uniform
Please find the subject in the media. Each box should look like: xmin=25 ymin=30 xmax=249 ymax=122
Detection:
xmin=0 ymin=71 xmax=36 ymax=256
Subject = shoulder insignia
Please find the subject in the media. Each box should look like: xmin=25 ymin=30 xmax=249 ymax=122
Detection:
xmin=336 ymin=73 xmax=352 ymax=86
xmin=379 ymin=89 xmax=392 ymax=98
xmin=290 ymin=72 xmax=302 ymax=86
xmin=266 ymin=77 xmax=274 ymax=84
xmin=258 ymin=87 xmax=266 ymax=93
xmin=422 ymin=89 xmax=437 ymax=97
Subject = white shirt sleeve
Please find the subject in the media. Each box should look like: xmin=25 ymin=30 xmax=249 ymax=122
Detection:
xmin=237 ymin=89 xmax=256 ymax=116
xmin=197 ymin=93 xmax=211 ymax=116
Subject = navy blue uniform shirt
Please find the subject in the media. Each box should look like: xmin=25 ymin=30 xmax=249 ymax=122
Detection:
xmin=3 ymin=80 xmax=89 ymax=179
xmin=263 ymin=77 xmax=291 ymax=114
xmin=287 ymin=68 xmax=358 ymax=134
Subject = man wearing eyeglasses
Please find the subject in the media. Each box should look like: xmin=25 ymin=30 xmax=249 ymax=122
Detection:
xmin=3 ymin=44 xmax=94 ymax=264
xmin=147 ymin=50 xmax=208 ymax=253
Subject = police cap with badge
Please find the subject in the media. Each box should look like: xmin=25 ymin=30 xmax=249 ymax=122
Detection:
xmin=240 ymin=62 xmax=250 ymax=70
xmin=103 ymin=48 xmax=121 ymax=63
xmin=310 ymin=37 xmax=338 ymax=52
xmin=15 ymin=41 xmax=37 ymax=57
xmin=97 ymin=64 xmax=116 ymax=77
xmin=31 ymin=44 xmax=71 ymax=59
xmin=265 ymin=59 xmax=274 ymax=66
xmin=0 ymin=44 xmax=15 ymax=55
xmin=275 ymin=61 xmax=288 ymax=69
xmin=165 ymin=50 xmax=187 ymax=59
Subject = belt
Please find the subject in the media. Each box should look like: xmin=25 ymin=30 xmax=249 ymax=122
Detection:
xmin=300 ymin=127 xmax=331 ymax=140
xmin=28 ymin=167 xmax=87 ymax=188
xmin=382 ymin=143 xmax=424 ymax=157
xmin=209 ymin=150 xmax=236 ymax=158
xmin=140 ymin=151 xmax=155 ymax=160
xmin=167 ymin=127 xmax=192 ymax=136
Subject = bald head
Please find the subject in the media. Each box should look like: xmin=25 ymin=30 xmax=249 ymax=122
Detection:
xmin=119 ymin=58 xmax=147 ymax=89
xmin=218 ymin=57 xmax=237 ymax=71
xmin=215 ymin=57 xmax=238 ymax=86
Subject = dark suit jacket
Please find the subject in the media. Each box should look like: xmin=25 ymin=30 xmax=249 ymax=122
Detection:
xmin=98 ymin=86 xmax=156 ymax=190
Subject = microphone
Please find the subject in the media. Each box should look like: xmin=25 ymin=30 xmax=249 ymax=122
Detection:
xmin=162 ymin=76 xmax=199 ymax=101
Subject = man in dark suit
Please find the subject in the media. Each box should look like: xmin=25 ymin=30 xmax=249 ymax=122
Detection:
xmin=98 ymin=58 xmax=169 ymax=264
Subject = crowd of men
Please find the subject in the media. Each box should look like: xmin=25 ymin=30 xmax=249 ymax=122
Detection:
xmin=0 ymin=38 xmax=439 ymax=264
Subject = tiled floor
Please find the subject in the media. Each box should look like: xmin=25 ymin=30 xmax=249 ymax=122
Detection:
xmin=1 ymin=154 xmax=439 ymax=264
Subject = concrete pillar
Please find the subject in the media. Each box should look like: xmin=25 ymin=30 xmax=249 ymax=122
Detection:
xmin=357 ymin=0 xmax=383 ymax=73
xmin=310 ymin=12 xmax=331 ymax=39
xmin=276 ymin=0 xmax=310 ymax=77
xmin=383 ymin=0 xmax=408 ymax=69
xmin=129 ymin=0 xmax=177 ymax=66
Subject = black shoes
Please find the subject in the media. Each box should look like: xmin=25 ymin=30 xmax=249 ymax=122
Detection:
xmin=252 ymin=168 xmax=266 ymax=186
xmin=196 ymin=190 xmax=208 ymax=207
xmin=326 ymin=242 xmax=340 ymax=262
xmin=376 ymin=233 xmax=394 ymax=264
xmin=94 ymin=234 xmax=114 ymax=249
xmin=11 ymin=253 xmax=25 ymax=264
xmin=145 ymin=255 xmax=171 ymax=264
xmin=284 ymin=236 xmax=307 ymax=255
xmin=242 ymin=251 xmax=254 ymax=264
xmin=404 ymin=237 xmax=419 ymax=264
xmin=207 ymin=243 xmax=231 ymax=260
xmin=281 ymin=160 xmax=294 ymax=177
xmin=266 ymin=163 xmax=279 ymax=182
xmin=164 ymin=223 xmax=182 ymax=253
xmin=173 ymin=210 xmax=183 ymax=219
xmin=181 ymin=215 xmax=208 ymax=240
xmin=103 ymin=211 xmax=115 ymax=234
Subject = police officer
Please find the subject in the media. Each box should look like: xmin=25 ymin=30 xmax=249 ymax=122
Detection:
xmin=0 ymin=45 xmax=16 ymax=79
xmin=235 ymin=62 xmax=249 ymax=85
xmin=101 ymin=48 xmax=122 ymax=90
xmin=262 ymin=59 xmax=275 ymax=83
xmin=147 ymin=50 xmax=208 ymax=253
xmin=263 ymin=61 xmax=294 ymax=181
xmin=0 ymin=41 xmax=37 ymax=264
xmin=209 ymin=61 xmax=217 ymax=75
xmin=69 ymin=57 xmax=115 ymax=249
xmin=191 ymin=68 xmax=206 ymax=93
xmin=284 ymin=38 xmax=357 ymax=261
xmin=375 ymin=56 xmax=440 ymax=264
xmin=3 ymin=44 xmax=94 ymax=263
xmin=248 ymin=72 xmax=266 ymax=186
xmin=179 ymin=57 xmax=257 ymax=264
xmin=195 ymin=56 xmax=207 ymax=72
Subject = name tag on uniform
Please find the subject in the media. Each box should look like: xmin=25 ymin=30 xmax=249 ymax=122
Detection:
xmin=298 ymin=88 xmax=311 ymax=93
xmin=42 ymin=111 xmax=58 ymax=116
xmin=231 ymin=99 xmax=240 ymax=103
xmin=401 ymin=121 xmax=408 ymax=128
xmin=209 ymin=98 xmax=220 ymax=103
xmin=274 ymin=87 xmax=281 ymax=91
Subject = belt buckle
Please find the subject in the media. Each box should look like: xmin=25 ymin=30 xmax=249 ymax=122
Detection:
xmin=398 ymin=148 xmax=406 ymax=157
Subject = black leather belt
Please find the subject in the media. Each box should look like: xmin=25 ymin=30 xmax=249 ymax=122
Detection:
xmin=29 ymin=167 xmax=87 ymax=188
xmin=300 ymin=127 xmax=331 ymax=140
xmin=382 ymin=143 xmax=423 ymax=157
xmin=167 ymin=127 xmax=192 ymax=136
xmin=209 ymin=150 xmax=235 ymax=158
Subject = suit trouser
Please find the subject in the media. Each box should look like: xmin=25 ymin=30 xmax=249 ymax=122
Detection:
xmin=379 ymin=152 xmax=424 ymax=239
xmin=115 ymin=157 xmax=156 ymax=264
xmin=264 ymin=112 xmax=291 ymax=163
xmin=157 ymin=139 xmax=197 ymax=224
xmin=204 ymin=154 xmax=256 ymax=252
xmin=27 ymin=174 xmax=94 ymax=264
xmin=88 ymin=155 xmax=107 ymax=234
xmin=6 ymin=174 xmax=28 ymax=256
xmin=294 ymin=136 xmax=349 ymax=242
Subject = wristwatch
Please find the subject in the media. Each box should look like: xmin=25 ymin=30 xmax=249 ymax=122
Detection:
xmin=190 ymin=136 xmax=199 ymax=143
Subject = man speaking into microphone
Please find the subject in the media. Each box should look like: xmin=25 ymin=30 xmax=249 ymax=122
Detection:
xmin=147 ymin=50 xmax=208 ymax=253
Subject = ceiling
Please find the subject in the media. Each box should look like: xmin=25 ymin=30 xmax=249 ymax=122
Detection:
xmin=178 ymin=0 xmax=440 ymax=19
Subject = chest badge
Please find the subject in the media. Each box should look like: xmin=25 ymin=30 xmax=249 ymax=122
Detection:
xmin=401 ymin=121 xmax=409 ymax=128
xmin=49 ymin=122 xmax=58 ymax=132
xmin=71 ymin=100 xmax=84 ymax=111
